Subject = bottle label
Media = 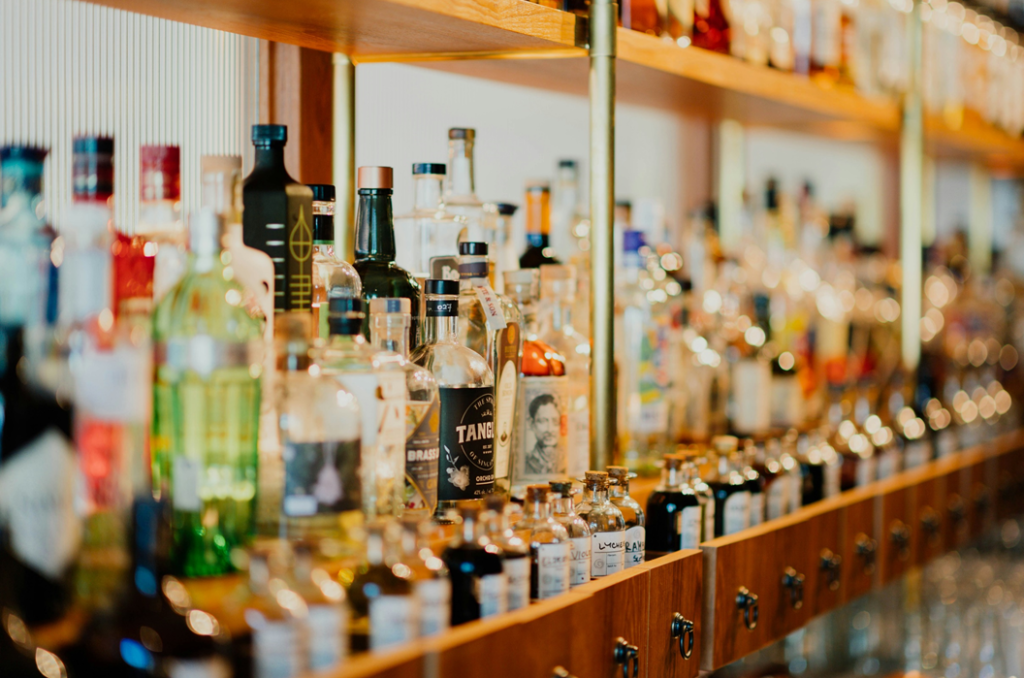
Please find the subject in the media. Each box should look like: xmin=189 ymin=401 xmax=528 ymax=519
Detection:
xmin=679 ymin=505 xmax=702 ymax=549
xmin=504 ymin=555 xmax=530 ymax=611
xmin=253 ymin=620 xmax=301 ymax=678
xmin=492 ymin=322 xmax=521 ymax=482
xmin=73 ymin=344 xmax=150 ymax=423
xmin=285 ymin=194 xmax=314 ymax=313
xmin=438 ymin=387 xmax=495 ymax=501
xmin=855 ymin=456 xmax=876 ymax=487
xmin=405 ymin=398 xmax=440 ymax=514
xmin=335 ymin=373 xmax=380 ymax=448
xmin=904 ymin=440 xmax=932 ymax=468
xmin=474 ymin=285 xmax=508 ymax=331
xmin=767 ymin=479 xmax=787 ymax=520
xmin=569 ymin=536 xmax=591 ymax=586
xmin=877 ymin=450 xmax=899 ymax=480
xmin=513 ymin=376 xmax=570 ymax=483
xmin=306 ymin=604 xmax=347 ymax=671
xmin=591 ymin=532 xmax=625 ymax=577
xmin=624 ymin=525 xmax=645 ymax=568
xmin=732 ymin=360 xmax=772 ymax=435
xmin=723 ymin=491 xmax=750 ymax=535
xmin=416 ymin=578 xmax=452 ymax=637
xmin=704 ymin=499 xmax=716 ymax=541
xmin=282 ymin=440 xmax=362 ymax=516
xmin=369 ymin=595 xmax=416 ymax=651
xmin=537 ymin=542 xmax=571 ymax=599
xmin=166 ymin=658 xmax=232 ymax=678
xmin=172 ymin=456 xmax=202 ymax=512
xmin=478 ymin=573 xmax=508 ymax=618
xmin=377 ymin=371 xmax=407 ymax=453
xmin=749 ymin=492 xmax=764 ymax=527
xmin=824 ymin=464 xmax=840 ymax=500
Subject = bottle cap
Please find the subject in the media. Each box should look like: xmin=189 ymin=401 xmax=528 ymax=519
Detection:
xmin=663 ymin=454 xmax=685 ymax=470
xmin=413 ymin=163 xmax=446 ymax=176
xmin=72 ymin=136 xmax=115 ymax=200
xmin=525 ymin=179 xmax=550 ymax=193
xmin=140 ymin=145 xmax=181 ymax=201
xmin=623 ymin=229 xmax=646 ymax=254
xmin=607 ymin=466 xmax=630 ymax=481
xmin=0 ymin=145 xmax=48 ymax=163
xmin=357 ymin=166 xmax=394 ymax=190
xmin=549 ymin=481 xmax=573 ymax=497
xmin=369 ymin=297 xmax=410 ymax=316
xmin=525 ymin=485 xmax=549 ymax=502
xmin=425 ymin=279 xmax=459 ymax=296
xmin=308 ymin=184 xmax=336 ymax=202
xmin=448 ymin=128 xmax=475 ymax=141
xmin=558 ymin=159 xmax=578 ymax=168
xmin=483 ymin=494 xmax=505 ymax=512
xmin=496 ymin=203 xmax=518 ymax=216
xmin=189 ymin=208 xmax=224 ymax=257
xmin=459 ymin=241 xmax=488 ymax=256
xmin=328 ymin=296 xmax=364 ymax=315
xmin=252 ymin=124 xmax=287 ymax=143
xmin=712 ymin=435 xmax=739 ymax=454
xmin=584 ymin=471 xmax=609 ymax=487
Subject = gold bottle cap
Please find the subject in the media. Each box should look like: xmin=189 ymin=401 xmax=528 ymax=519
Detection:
xmin=525 ymin=484 xmax=550 ymax=502
xmin=584 ymin=470 xmax=609 ymax=487
xmin=357 ymin=166 xmax=393 ymax=190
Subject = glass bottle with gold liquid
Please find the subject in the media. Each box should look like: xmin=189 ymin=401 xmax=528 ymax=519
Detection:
xmin=519 ymin=181 xmax=560 ymax=269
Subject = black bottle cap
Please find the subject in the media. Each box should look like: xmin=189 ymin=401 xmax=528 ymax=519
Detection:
xmin=308 ymin=184 xmax=335 ymax=202
xmin=252 ymin=124 xmax=287 ymax=143
xmin=0 ymin=146 xmax=48 ymax=163
xmin=459 ymin=242 xmax=488 ymax=256
xmin=558 ymin=159 xmax=578 ymax=168
xmin=328 ymin=297 xmax=365 ymax=336
xmin=328 ymin=296 xmax=363 ymax=315
xmin=549 ymin=480 xmax=573 ymax=497
xmin=413 ymin=163 xmax=447 ymax=176
xmin=425 ymin=279 xmax=459 ymax=296
xmin=448 ymin=128 xmax=475 ymax=141
xmin=496 ymin=203 xmax=518 ymax=216
xmin=615 ymin=199 xmax=632 ymax=208
xmin=72 ymin=136 xmax=114 ymax=155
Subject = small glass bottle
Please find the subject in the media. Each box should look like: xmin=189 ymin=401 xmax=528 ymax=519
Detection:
xmin=607 ymin=466 xmax=646 ymax=568
xmin=515 ymin=485 xmax=571 ymax=601
xmin=309 ymin=183 xmax=362 ymax=340
xmin=394 ymin=163 xmax=465 ymax=279
xmin=759 ymin=438 xmax=788 ymax=521
xmin=779 ymin=431 xmax=805 ymax=514
xmin=687 ymin=448 xmax=717 ymax=542
xmin=646 ymin=454 xmax=703 ymax=559
xmin=741 ymin=439 xmax=765 ymax=527
xmin=290 ymin=542 xmax=349 ymax=672
xmin=444 ymin=129 xmax=485 ymax=241
xmin=576 ymin=471 xmax=626 ymax=578
xmin=442 ymin=505 xmax=507 ymax=626
xmin=549 ymin=481 xmax=591 ymax=587
xmin=483 ymin=494 xmax=531 ymax=612
xmin=349 ymin=520 xmax=417 ymax=653
xmin=233 ymin=551 xmax=306 ymax=678
xmin=707 ymin=436 xmax=750 ymax=537
xmin=396 ymin=518 xmax=451 ymax=638
xmin=519 ymin=181 xmax=561 ymax=269
xmin=409 ymin=280 xmax=495 ymax=514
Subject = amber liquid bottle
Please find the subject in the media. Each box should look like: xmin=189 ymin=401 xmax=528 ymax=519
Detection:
xmin=692 ymin=0 xmax=730 ymax=53
xmin=645 ymin=454 xmax=702 ymax=559
xmin=620 ymin=0 xmax=664 ymax=35
xmin=519 ymin=182 xmax=561 ymax=269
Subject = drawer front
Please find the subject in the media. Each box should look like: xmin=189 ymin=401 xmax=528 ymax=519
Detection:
xmin=810 ymin=507 xmax=844 ymax=616
xmin=767 ymin=517 xmax=816 ymax=638
xmin=878 ymin=484 xmax=916 ymax=586
xmin=913 ymin=474 xmax=946 ymax=566
xmin=840 ymin=494 xmax=877 ymax=601
xmin=997 ymin=445 xmax=1024 ymax=520
xmin=967 ymin=457 xmax=995 ymax=541
xmin=944 ymin=462 xmax=971 ymax=551
xmin=644 ymin=550 xmax=703 ymax=678
xmin=569 ymin=567 xmax=650 ymax=678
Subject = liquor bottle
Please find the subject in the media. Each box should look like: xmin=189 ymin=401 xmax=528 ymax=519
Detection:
xmin=490 ymin=203 xmax=520 ymax=293
xmin=409 ymin=280 xmax=495 ymax=513
xmin=152 ymin=209 xmax=263 ymax=577
xmin=0 ymin=145 xmax=78 ymax=627
xmin=607 ymin=466 xmax=646 ymax=568
xmin=646 ymin=454 xmax=702 ymax=558
xmin=276 ymin=313 xmax=363 ymax=552
xmin=442 ymin=505 xmax=507 ymax=625
xmin=457 ymin=242 xmax=522 ymax=496
xmin=368 ymin=298 xmax=440 ymax=517
xmin=620 ymin=0 xmax=663 ymax=34
xmin=897 ymin=408 xmax=932 ymax=469
xmin=779 ymin=431 xmax=805 ymax=514
xmin=757 ymin=438 xmax=788 ymax=521
xmin=515 ymin=485 xmax=571 ymax=601
xmin=232 ymin=550 xmax=306 ymax=677
xmin=242 ymin=124 xmax=315 ymax=315
xmin=576 ymin=471 xmax=626 ymax=578
xmin=290 ymin=542 xmax=349 ymax=672
xmin=692 ymin=0 xmax=730 ymax=53
xmin=741 ymin=440 xmax=765 ymax=527
xmin=505 ymin=269 xmax=569 ymax=489
xmin=707 ymin=436 xmax=750 ymax=537
xmin=396 ymin=518 xmax=451 ymax=637
xmin=682 ymin=448 xmax=716 ymax=542
xmin=538 ymin=265 xmax=591 ymax=479
xmin=810 ymin=0 xmax=841 ymax=79
xmin=550 ymin=160 xmax=588 ymax=265
xmin=482 ymin=494 xmax=531 ymax=612
xmin=394 ymin=163 xmax=466 ymax=279
xmin=353 ymin=166 xmax=421 ymax=345
xmin=349 ymin=520 xmax=417 ymax=652
xmin=138 ymin=145 xmax=187 ymax=303
xmin=834 ymin=392 xmax=877 ymax=490
xmin=310 ymin=183 xmax=362 ymax=340
xmin=444 ymin=128 xmax=485 ymax=240
xmin=549 ymin=481 xmax=591 ymax=587
xmin=519 ymin=182 xmax=561 ymax=269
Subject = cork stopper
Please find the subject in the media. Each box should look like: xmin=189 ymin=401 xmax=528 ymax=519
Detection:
xmin=357 ymin=166 xmax=394 ymax=190
xmin=584 ymin=471 xmax=609 ymax=488
xmin=525 ymin=485 xmax=550 ymax=503
xmin=663 ymin=453 xmax=685 ymax=470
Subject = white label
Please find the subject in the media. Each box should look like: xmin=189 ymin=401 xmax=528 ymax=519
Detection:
xmin=624 ymin=525 xmax=645 ymax=568
xmin=877 ymin=450 xmax=899 ymax=480
xmin=166 ymin=658 xmax=231 ymax=678
xmin=679 ymin=506 xmax=702 ymax=549
xmin=904 ymin=441 xmax=932 ymax=468
xmin=748 ymin=492 xmax=764 ymax=527
xmin=569 ymin=536 xmax=591 ymax=586
xmin=73 ymin=345 xmax=150 ymax=422
xmin=416 ymin=579 xmax=451 ymax=637
xmin=306 ymin=604 xmax=346 ymax=671
xmin=591 ymin=532 xmax=625 ymax=577
xmin=704 ymin=499 xmax=716 ymax=541
xmin=493 ymin=360 xmax=517 ymax=481
xmin=377 ymin=371 xmax=407 ymax=452
xmin=474 ymin=285 xmax=507 ymax=331
xmin=855 ymin=456 xmax=876 ymax=487
xmin=369 ymin=595 xmax=416 ymax=651
xmin=732 ymin=360 xmax=772 ymax=435
xmin=537 ymin=542 xmax=571 ymax=599
xmin=172 ymin=456 xmax=202 ymax=512
xmin=335 ymin=373 xmax=380 ymax=448
xmin=937 ymin=430 xmax=958 ymax=458
xmin=824 ymin=464 xmax=841 ymax=499
xmin=253 ymin=620 xmax=301 ymax=678
xmin=478 ymin=573 xmax=508 ymax=618
xmin=767 ymin=480 xmax=787 ymax=520
xmin=723 ymin=491 xmax=750 ymax=535
xmin=504 ymin=556 xmax=530 ymax=611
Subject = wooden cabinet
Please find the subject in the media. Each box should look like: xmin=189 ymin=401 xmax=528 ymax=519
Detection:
xmin=944 ymin=459 xmax=971 ymax=551
xmin=568 ymin=568 xmax=650 ymax=678
xmin=966 ymin=455 xmax=996 ymax=541
xmin=838 ymin=491 xmax=878 ymax=602
xmin=877 ymin=481 xmax=916 ymax=586
xmin=996 ymin=444 xmax=1024 ymax=520
xmin=642 ymin=550 xmax=702 ymax=678
xmin=807 ymin=503 xmax=844 ymax=616
xmin=433 ymin=611 xmax=533 ymax=678
xmin=913 ymin=471 xmax=946 ymax=567
xmin=766 ymin=516 xmax=816 ymax=638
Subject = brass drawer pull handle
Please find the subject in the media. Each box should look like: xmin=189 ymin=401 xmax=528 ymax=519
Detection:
xmin=820 ymin=548 xmax=842 ymax=591
xmin=552 ymin=667 xmax=578 ymax=678
xmin=782 ymin=567 xmax=805 ymax=609
xmin=855 ymin=533 xmax=877 ymax=575
xmin=948 ymin=495 xmax=966 ymax=524
xmin=920 ymin=507 xmax=941 ymax=544
xmin=736 ymin=586 xmax=759 ymax=630
xmin=613 ymin=637 xmax=639 ymax=678
xmin=670 ymin=612 xmax=695 ymax=660
xmin=890 ymin=520 xmax=911 ymax=561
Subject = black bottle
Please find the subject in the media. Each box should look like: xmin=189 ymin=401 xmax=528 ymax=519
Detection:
xmin=707 ymin=436 xmax=751 ymax=537
xmin=646 ymin=454 xmax=703 ymax=559
xmin=741 ymin=439 xmax=765 ymax=527
xmin=442 ymin=505 xmax=506 ymax=625
xmin=242 ymin=124 xmax=315 ymax=314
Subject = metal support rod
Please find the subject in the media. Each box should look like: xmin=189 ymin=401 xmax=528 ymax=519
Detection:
xmin=900 ymin=0 xmax=924 ymax=373
xmin=333 ymin=53 xmax=356 ymax=262
xmin=589 ymin=0 xmax=617 ymax=470
xmin=969 ymin=162 xmax=993 ymax=275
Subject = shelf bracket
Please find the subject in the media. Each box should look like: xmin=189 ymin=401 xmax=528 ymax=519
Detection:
xmin=333 ymin=53 xmax=357 ymax=262
xmin=900 ymin=0 xmax=924 ymax=373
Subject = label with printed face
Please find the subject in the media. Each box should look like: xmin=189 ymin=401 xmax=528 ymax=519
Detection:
xmin=569 ymin=536 xmax=591 ymax=586
xmin=504 ymin=555 xmax=530 ymax=611
xmin=478 ymin=573 xmax=508 ymax=618
xmin=679 ymin=506 xmax=702 ymax=549
xmin=369 ymin=595 xmax=416 ymax=651
xmin=624 ymin=525 xmax=645 ymax=568
xmin=513 ymin=376 xmax=569 ymax=484
xmin=439 ymin=387 xmax=495 ymax=500
xmin=416 ymin=578 xmax=451 ymax=637
xmin=767 ymin=480 xmax=787 ymax=520
xmin=536 ymin=542 xmax=571 ymax=599
xmin=591 ymin=532 xmax=625 ymax=577
xmin=723 ymin=491 xmax=750 ymax=536
xmin=748 ymin=492 xmax=764 ymax=527
xmin=306 ymin=604 xmax=347 ymax=670
xmin=253 ymin=620 xmax=301 ymax=678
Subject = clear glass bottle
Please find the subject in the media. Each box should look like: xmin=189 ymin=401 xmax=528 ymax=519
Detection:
xmin=483 ymin=494 xmax=530 ymax=612
xmin=396 ymin=518 xmax=450 ymax=637
xmin=607 ymin=466 xmax=646 ymax=568
xmin=687 ymin=448 xmax=717 ymax=542
xmin=519 ymin=181 xmax=561 ymax=269
xmin=394 ymin=163 xmax=465 ymax=279
xmin=707 ymin=436 xmax=750 ymax=537
xmin=549 ymin=481 xmax=591 ymax=587
xmin=442 ymin=505 xmax=507 ymax=626
xmin=550 ymin=160 xmax=588 ymax=265
xmin=348 ymin=520 xmax=416 ymax=653
xmin=444 ymin=129 xmax=485 ymax=241
xmin=233 ymin=550 xmax=306 ymax=678
xmin=409 ymin=280 xmax=495 ymax=513
xmin=576 ymin=471 xmax=626 ymax=578
xmin=779 ymin=431 xmax=805 ymax=514
xmin=152 ymin=208 xmax=263 ymax=577
xmin=290 ymin=542 xmax=349 ymax=672
xmin=741 ymin=439 xmax=765 ymax=527
xmin=309 ymin=183 xmax=361 ymax=340
xmin=457 ymin=242 xmax=522 ymax=496
xmin=758 ymin=438 xmax=788 ymax=521
xmin=489 ymin=203 xmax=520 ymax=293
xmin=368 ymin=298 xmax=440 ymax=517
xmin=276 ymin=313 xmax=363 ymax=556
xmin=646 ymin=454 xmax=702 ymax=558
xmin=514 ymin=485 xmax=571 ymax=601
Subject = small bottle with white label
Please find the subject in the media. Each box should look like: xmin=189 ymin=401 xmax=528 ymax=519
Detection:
xmin=687 ymin=449 xmax=717 ymax=542
xmin=707 ymin=436 xmax=751 ymax=537
xmin=576 ymin=471 xmax=626 ymax=578
xmin=289 ymin=543 xmax=349 ymax=672
xmin=397 ymin=518 xmax=451 ymax=638
xmin=234 ymin=551 xmax=306 ymax=678
xmin=740 ymin=439 xmax=765 ymax=527
xmin=607 ymin=466 xmax=646 ymax=568
xmin=757 ymin=438 xmax=788 ymax=521
xmin=442 ymin=504 xmax=507 ymax=625
xmin=349 ymin=521 xmax=417 ymax=653
xmin=646 ymin=454 xmax=702 ymax=558
xmin=482 ymin=494 xmax=531 ymax=611
xmin=549 ymin=481 xmax=591 ymax=587
xmin=514 ymin=485 xmax=571 ymax=601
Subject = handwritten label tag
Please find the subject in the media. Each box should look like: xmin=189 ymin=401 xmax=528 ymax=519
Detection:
xmin=474 ymin=285 xmax=507 ymax=331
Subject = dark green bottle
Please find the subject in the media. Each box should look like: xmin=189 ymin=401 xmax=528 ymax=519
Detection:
xmin=354 ymin=166 xmax=421 ymax=345
xmin=241 ymin=124 xmax=314 ymax=314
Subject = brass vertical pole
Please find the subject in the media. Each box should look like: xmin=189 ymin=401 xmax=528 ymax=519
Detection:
xmin=333 ymin=53 xmax=356 ymax=262
xmin=589 ymin=0 xmax=617 ymax=470
xmin=900 ymin=1 xmax=924 ymax=373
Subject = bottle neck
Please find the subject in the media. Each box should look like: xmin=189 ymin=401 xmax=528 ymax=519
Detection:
xmin=423 ymin=295 xmax=459 ymax=345
xmin=549 ymin=297 xmax=573 ymax=332
xmin=552 ymin=496 xmax=575 ymax=515
xmin=663 ymin=466 xmax=682 ymax=489
xmin=313 ymin=201 xmax=335 ymax=245
xmin=0 ymin=161 xmax=44 ymax=207
xmin=355 ymin=189 xmax=396 ymax=261
xmin=609 ymin=482 xmax=628 ymax=499
xmin=446 ymin=140 xmax=475 ymax=199
xmin=371 ymin=317 xmax=410 ymax=356
xmin=366 ymin=532 xmax=385 ymax=566
xmin=460 ymin=516 xmax=478 ymax=544
xmin=253 ymin=144 xmax=286 ymax=170
xmin=414 ymin=175 xmax=445 ymax=210
xmin=527 ymin=499 xmax=550 ymax=519
xmin=584 ymin=485 xmax=608 ymax=505
xmin=458 ymin=256 xmax=490 ymax=289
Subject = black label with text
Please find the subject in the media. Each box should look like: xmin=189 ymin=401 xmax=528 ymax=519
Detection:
xmin=438 ymin=387 xmax=495 ymax=500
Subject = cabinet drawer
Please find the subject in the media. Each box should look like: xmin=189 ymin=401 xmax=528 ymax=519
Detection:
xmin=839 ymin=492 xmax=877 ymax=601
xmin=967 ymin=456 xmax=996 ymax=540
xmin=568 ymin=567 xmax=650 ymax=678
xmin=643 ymin=550 xmax=702 ymax=678
xmin=877 ymin=482 xmax=916 ymax=586
xmin=996 ymin=445 xmax=1024 ymax=520
xmin=766 ymin=516 xmax=816 ymax=638
xmin=913 ymin=472 xmax=946 ymax=566
xmin=808 ymin=504 xmax=844 ymax=616
xmin=944 ymin=460 xmax=971 ymax=551
xmin=433 ymin=609 xmax=531 ymax=678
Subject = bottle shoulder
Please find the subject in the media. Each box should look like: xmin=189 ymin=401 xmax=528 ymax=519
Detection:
xmin=153 ymin=269 xmax=263 ymax=341
xmin=410 ymin=343 xmax=494 ymax=387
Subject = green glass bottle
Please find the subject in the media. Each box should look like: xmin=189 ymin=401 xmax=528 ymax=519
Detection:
xmin=353 ymin=166 xmax=421 ymax=346
xmin=152 ymin=208 xmax=263 ymax=577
